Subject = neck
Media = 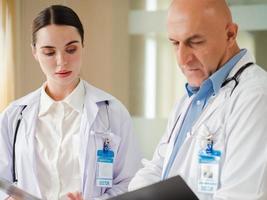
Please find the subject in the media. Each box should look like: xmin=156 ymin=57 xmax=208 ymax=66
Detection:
xmin=218 ymin=43 xmax=240 ymax=69
xmin=45 ymin=79 xmax=80 ymax=101
xmin=226 ymin=43 xmax=241 ymax=61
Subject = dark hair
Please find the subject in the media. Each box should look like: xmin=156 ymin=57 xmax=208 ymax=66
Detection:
xmin=32 ymin=5 xmax=84 ymax=46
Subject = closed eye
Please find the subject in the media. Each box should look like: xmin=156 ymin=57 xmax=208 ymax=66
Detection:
xmin=42 ymin=49 xmax=55 ymax=56
xmin=190 ymin=40 xmax=205 ymax=45
xmin=66 ymin=46 xmax=77 ymax=54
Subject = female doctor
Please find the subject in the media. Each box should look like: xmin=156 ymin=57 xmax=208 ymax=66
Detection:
xmin=0 ymin=5 xmax=140 ymax=200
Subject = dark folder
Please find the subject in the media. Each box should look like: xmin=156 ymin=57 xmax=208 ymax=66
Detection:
xmin=108 ymin=175 xmax=199 ymax=200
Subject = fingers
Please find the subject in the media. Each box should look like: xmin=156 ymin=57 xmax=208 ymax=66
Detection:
xmin=67 ymin=192 xmax=83 ymax=200
xmin=5 ymin=197 xmax=15 ymax=200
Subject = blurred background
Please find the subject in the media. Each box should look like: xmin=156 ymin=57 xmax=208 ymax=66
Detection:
xmin=1 ymin=0 xmax=267 ymax=159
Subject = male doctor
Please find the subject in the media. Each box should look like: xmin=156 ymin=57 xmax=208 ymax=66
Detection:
xmin=129 ymin=0 xmax=267 ymax=199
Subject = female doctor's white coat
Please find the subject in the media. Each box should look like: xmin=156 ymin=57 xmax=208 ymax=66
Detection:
xmin=129 ymin=51 xmax=267 ymax=200
xmin=0 ymin=81 xmax=141 ymax=200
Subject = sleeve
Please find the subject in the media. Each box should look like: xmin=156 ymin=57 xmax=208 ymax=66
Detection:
xmin=0 ymin=111 xmax=13 ymax=199
xmin=214 ymin=87 xmax=267 ymax=200
xmin=95 ymin=101 xmax=142 ymax=199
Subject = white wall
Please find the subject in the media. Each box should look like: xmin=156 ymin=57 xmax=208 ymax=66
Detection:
xmin=132 ymin=117 xmax=168 ymax=159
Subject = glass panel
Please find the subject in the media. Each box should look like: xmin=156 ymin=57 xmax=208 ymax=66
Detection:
xmin=130 ymin=0 xmax=170 ymax=11
xmin=129 ymin=33 xmax=186 ymax=118
xmin=130 ymin=0 xmax=267 ymax=10
xmin=129 ymin=30 xmax=267 ymax=117
xmin=228 ymin=0 xmax=267 ymax=6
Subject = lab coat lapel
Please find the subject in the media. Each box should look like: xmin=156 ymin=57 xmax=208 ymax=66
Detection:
xmin=194 ymin=52 xmax=254 ymax=132
xmin=162 ymin=97 xmax=193 ymax=176
xmin=192 ymin=92 xmax=227 ymax=131
xmin=15 ymin=91 xmax=42 ymax=196
xmin=79 ymin=99 xmax=99 ymax=192
xmin=79 ymin=82 xmax=114 ymax=192
xmin=162 ymin=91 xmax=227 ymax=177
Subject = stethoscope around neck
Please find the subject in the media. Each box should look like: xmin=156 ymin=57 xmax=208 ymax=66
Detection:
xmin=12 ymin=100 xmax=110 ymax=183
xmin=157 ymin=62 xmax=254 ymax=158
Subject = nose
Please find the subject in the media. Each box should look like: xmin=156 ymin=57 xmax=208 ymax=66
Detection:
xmin=177 ymin=43 xmax=193 ymax=66
xmin=56 ymin=52 xmax=67 ymax=67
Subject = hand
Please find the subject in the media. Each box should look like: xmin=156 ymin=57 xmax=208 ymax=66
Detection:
xmin=67 ymin=192 xmax=83 ymax=200
xmin=5 ymin=197 xmax=15 ymax=200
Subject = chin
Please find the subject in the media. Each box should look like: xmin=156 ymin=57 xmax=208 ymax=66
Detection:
xmin=188 ymin=80 xmax=203 ymax=87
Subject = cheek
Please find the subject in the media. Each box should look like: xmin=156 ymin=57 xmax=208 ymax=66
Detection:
xmin=38 ymin=57 xmax=55 ymax=74
xmin=195 ymin=49 xmax=219 ymax=75
xmin=68 ymin=54 xmax=82 ymax=65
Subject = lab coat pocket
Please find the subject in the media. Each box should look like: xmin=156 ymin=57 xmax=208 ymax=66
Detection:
xmin=196 ymin=124 xmax=225 ymax=155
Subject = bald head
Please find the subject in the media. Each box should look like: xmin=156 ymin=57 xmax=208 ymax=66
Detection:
xmin=168 ymin=0 xmax=233 ymax=31
xmin=167 ymin=0 xmax=240 ymax=87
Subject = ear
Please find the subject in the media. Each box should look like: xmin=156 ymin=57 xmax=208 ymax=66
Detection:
xmin=226 ymin=23 xmax=238 ymax=46
xmin=31 ymin=44 xmax=39 ymax=61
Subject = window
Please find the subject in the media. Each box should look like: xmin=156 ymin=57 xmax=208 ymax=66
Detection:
xmin=0 ymin=0 xmax=15 ymax=111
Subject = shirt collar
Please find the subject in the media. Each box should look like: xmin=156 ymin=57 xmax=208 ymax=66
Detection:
xmin=185 ymin=49 xmax=247 ymax=97
xmin=210 ymin=49 xmax=247 ymax=95
xmin=185 ymin=83 xmax=199 ymax=97
xmin=64 ymin=80 xmax=85 ymax=113
xmin=39 ymin=85 xmax=55 ymax=116
xmin=39 ymin=80 xmax=85 ymax=116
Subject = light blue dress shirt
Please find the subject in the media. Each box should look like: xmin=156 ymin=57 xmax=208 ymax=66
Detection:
xmin=162 ymin=49 xmax=247 ymax=179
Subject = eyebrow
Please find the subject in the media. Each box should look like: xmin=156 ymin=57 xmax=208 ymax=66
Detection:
xmin=169 ymin=34 xmax=204 ymax=43
xmin=40 ymin=40 xmax=80 ymax=49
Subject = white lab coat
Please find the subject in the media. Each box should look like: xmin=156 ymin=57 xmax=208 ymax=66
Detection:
xmin=129 ymin=51 xmax=267 ymax=200
xmin=0 ymin=81 xmax=141 ymax=200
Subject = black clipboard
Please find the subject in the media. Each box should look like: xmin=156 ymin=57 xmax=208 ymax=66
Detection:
xmin=0 ymin=178 xmax=41 ymax=200
xmin=108 ymin=175 xmax=199 ymax=200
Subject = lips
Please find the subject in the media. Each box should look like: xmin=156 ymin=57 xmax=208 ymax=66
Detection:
xmin=55 ymin=70 xmax=72 ymax=78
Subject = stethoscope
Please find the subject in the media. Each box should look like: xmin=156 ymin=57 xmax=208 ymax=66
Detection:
xmin=157 ymin=62 xmax=254 ymax=158
xmin=12 ymin=100 xmax=110 ymax=183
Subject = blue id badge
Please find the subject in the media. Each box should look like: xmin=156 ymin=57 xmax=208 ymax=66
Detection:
xmin=198 ymin=141 xmax=221 ymax=194
xmin=96 ymin=139 xmax=114 ymax=188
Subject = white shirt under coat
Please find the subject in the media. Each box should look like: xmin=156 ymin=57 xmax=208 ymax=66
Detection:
xmin=36 ymin=81 xmax=85 ymax=200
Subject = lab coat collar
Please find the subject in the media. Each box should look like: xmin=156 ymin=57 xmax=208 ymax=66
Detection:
xmin=83 ymin=81 xmax=114 ymax=104
xmin=81 ymin=81 xmax=115 ymax=136
xmin=12 ymin=88 xmax=41 ymax=107
xmin=227 ymin=49 xmax=255 ymax=78
xmin=191 ymin=50 xmax=255 ymax=133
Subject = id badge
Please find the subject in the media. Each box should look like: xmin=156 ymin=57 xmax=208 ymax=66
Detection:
xmin=96 ymin=149 xmax=114 ymax=188
xmin=198 ymin=150 xmax=221 ymax=194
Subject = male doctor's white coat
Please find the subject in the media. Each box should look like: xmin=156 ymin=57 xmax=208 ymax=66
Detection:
xmin=129 ymin=51 xmax=267 ymax=200
xmin=0 ymin=81 xmax=141 ymax=200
